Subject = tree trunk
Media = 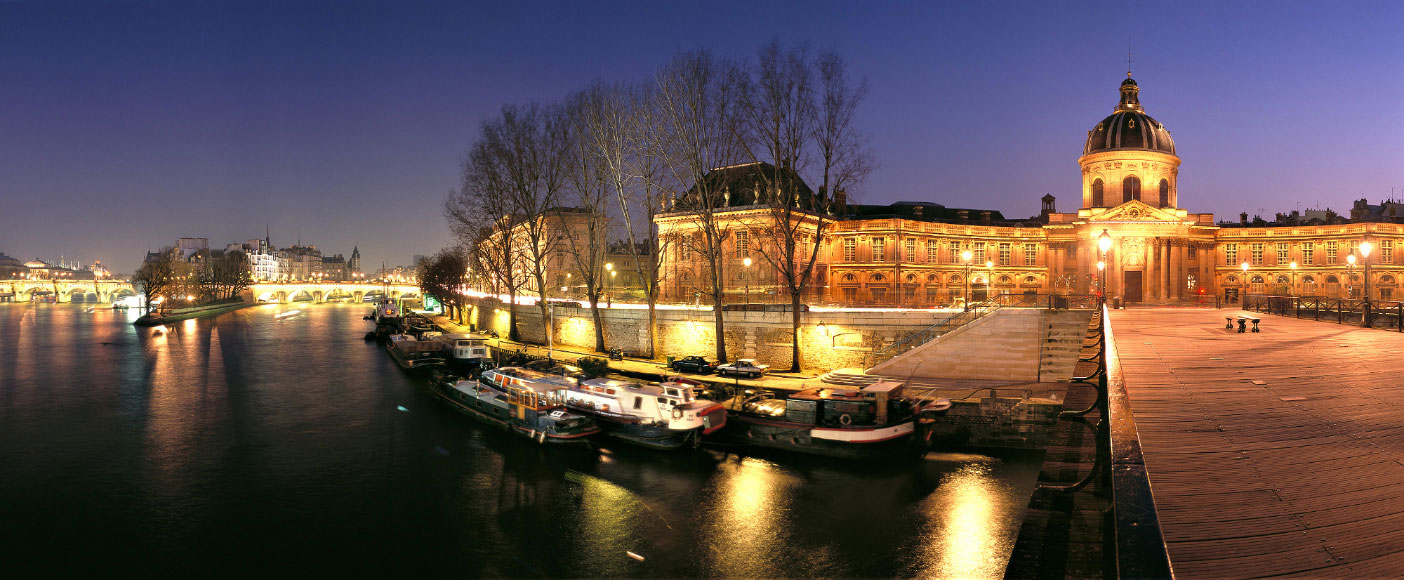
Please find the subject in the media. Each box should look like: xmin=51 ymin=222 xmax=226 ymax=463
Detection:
xmin=646 ymin=298 xmax=658 ymax=359
xmin=789 ymin=292 xmax=802 ymax=372
xmin=713 ymin=293 xmax=727 ymax=363
xmin=507 ymin=291 xmax=520 ymax=341
xmin=588 ymin=294 xmax=606 ymax=352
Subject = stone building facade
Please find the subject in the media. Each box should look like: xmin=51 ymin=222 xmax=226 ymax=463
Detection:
xmin=654 ymin=75 xmax=1404 ymax=306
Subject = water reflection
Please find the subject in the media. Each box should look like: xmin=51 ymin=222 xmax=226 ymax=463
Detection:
xmin=0 ymin=304 xmax=1042 ymax=578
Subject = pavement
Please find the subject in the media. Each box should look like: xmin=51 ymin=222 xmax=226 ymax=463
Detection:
xmin=1111 ymin=307 xmax=1404 ymax=579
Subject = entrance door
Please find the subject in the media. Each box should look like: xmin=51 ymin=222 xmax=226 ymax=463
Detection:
xmin=1124 ymin=271 xmax=1144 ymax=302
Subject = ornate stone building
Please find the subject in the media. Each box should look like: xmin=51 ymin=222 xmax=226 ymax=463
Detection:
xmin=648 ymin=75 xmax=1404 ymax=307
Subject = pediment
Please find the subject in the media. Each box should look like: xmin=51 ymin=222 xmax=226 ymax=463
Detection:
xmin=1091 ymin=200 xmax=1179 ymax=222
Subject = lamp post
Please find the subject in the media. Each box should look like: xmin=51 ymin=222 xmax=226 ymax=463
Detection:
xmin=1241 ymin=261 xmax=1249 ymax=305
xmin=1346 ymin=251 xmax=1356 ymax=300
xmin=961 ymin=249 xmax=973 ymax=311
xmin=605 ymin=262 xmax=613 ymax=307
xmin=1096 ymin=260 xmax=1106 ymax=297
xmin=1361 ymin=240 xmax=1373 ymax=327
xmin=1097 ymin=229 xmax=1113 ymax=303
xmin=1289 ymin=261 xmax=1298 ymax=297
xmin=985 ymin=260 xmax=994 ymax=301
xmin=743 ymin=256 xmax=752 ymax=305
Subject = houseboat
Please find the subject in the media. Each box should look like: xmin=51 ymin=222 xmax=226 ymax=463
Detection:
xmin=432 ymin=367 xmax=599 ymax=444
xmin=430 ymin=333 xmax=493 ymax=370
xmin=385 ymin=333 xmax=445 ymax=371
xmin=563 ymin=377 xmax=727 ymax=450
xmin=718 ymin=381 xmax=950 ymax=459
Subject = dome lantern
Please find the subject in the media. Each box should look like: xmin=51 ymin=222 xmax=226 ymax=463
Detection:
xmin=1082 ymin=76 xmax=1175 ymax=156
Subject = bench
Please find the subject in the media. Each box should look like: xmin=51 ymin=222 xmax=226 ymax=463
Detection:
xmin=1233 ymin=315 xmax=1261 ymax=333
xmin=1225 ymin=316 xmax=1235 ymax=329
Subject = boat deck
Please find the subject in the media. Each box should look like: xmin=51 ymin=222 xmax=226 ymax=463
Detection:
xmin=1111 ymin=307 xmax=1404 ymax=579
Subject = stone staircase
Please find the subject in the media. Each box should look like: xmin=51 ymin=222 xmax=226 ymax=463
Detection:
xmin=1037 ymin=311 xmax=1095 ymax=381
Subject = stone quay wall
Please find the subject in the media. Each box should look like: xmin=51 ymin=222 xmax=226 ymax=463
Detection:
xmin=461 ymin=297 xmax=944 ymax=371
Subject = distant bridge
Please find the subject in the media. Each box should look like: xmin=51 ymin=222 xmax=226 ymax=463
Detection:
xmin=248 ymin=281 xmax=421 ymax=304
xmin=0 ymin=279 xmax=137 ymax=303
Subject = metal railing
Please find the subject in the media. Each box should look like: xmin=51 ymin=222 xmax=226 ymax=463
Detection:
xmin=1243 ymin=294 xmax=1404 ymax=331
xmin=1041 ymin=304 xmax=1174 ymax=579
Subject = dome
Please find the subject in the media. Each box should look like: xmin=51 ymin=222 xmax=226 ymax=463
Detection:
xmin=1082 ymin=76 xmax=1176 ymax=155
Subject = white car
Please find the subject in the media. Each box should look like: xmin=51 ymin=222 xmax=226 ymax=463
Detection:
xmin=716 ymin=359 xmax=770 ymax=379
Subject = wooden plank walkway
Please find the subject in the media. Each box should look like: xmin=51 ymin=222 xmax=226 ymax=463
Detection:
xmin=1111 ymin=308 xmax=1404 ymax=579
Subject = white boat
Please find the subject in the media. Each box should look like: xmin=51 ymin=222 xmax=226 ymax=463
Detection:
xmin=562 ymin=377 xmax=727 ymax=450
xmin=429 ymin=333 xmax=493 ymax=368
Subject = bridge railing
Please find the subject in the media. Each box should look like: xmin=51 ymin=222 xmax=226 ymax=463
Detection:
xmin=1243 ymin=294 xmax=1404 ymax=331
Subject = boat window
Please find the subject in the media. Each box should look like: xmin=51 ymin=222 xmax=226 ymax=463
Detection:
xmin=633 ymin=396 xmax=643 ymax=410
xmin=666 ymin=389 xmax=678 ymax=397
xmin=656 ymin=397 xmax=667 ymax=404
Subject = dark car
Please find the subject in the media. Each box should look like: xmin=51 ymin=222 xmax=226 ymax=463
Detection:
xmin=671 ymin=355 xmax=716 ymax=374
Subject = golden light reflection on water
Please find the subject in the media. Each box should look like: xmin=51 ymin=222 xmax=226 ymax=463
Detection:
xmin=912 ymin=460 xmax=1017 ymax=579
xmin=701 ymin=456 xmax=799 ymax=578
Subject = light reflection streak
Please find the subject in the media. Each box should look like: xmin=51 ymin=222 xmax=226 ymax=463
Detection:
xmin=912 ymin=461 xmax=1014 ymax=579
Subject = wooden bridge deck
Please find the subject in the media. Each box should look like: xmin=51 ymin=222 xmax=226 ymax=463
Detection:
xmin=1110 ymin=308 xmax=1404 ymax=579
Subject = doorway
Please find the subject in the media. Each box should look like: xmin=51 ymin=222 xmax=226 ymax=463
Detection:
xmin=1124 ymin=271 xmax=1144 ymax=302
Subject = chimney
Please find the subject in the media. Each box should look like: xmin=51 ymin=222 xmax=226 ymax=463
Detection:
xmin=1240 ymin=212 xmax=1248 ymax=226
xmin=1041 ymin=193 xmax=1056 ymax=216
xmin=833 ymin=190 xmax=847 ymax=215
xmin=980 ymin=211 xmax=992 ymax=225
xmin=914 ymin=205 xmax=924 ymax=218
xmin=958 ymin=210 xmax=969 ymax=223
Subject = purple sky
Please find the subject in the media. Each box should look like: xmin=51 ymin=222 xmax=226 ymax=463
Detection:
xmin=4 ymin=1 xmax=1402 ymax=274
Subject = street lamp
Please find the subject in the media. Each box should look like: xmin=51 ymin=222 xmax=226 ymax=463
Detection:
xmin=1096 ymin=260 xmax=1106 ymax=297
xmin=1097 ymin=229 xmax=1113 ymax=301
xmin=1346 ymin=251 xmax=1356 ymax=300
xmin=1241 ymin=261 xmax=1249 ymax=304
xmin=985 ymin=260 xmax=994 ymax=300
xmin=743 ymin=256 xmax=753 ymax=305
xmin=961 ymin=249 xmax=973 ymax=311
xmin=1360 ymin=239 xmax=1373 ymax=327
xmin=1289 ymin=261 xmax=1298 ymax=297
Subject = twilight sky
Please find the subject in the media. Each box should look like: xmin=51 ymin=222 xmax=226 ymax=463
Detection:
xmin=3 ymin=1 xmax=1401 ymax=274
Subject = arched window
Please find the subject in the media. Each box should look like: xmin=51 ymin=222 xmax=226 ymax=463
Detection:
xmin=1091 ymin=179 xmax=1104 ymax=207
xmin=871 ymin=273 xmax=885 ymax=282
xmin=926 ymin=274 xmax=938 ymax=282
xmin=948 ymin=274 xmax=962 ymax=284
xmin=842 ymin=273 xmax=856 ymax=282
xmin=1123 ymin=176 xmax=1141 ymax=203
xmin=1381 ymin=275 xmax=1396 ymax=285
xmin=1251 ymin=275 xmax=1264 ymax=284
xmin=1159 ymin=179 xmax=1170 ymax=208
xmin=905 ymin=274 xmax=916 ymax=283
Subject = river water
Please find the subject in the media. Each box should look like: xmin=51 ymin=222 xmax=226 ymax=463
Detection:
xmin=0 ymin=303 xmax=1042 ymax=578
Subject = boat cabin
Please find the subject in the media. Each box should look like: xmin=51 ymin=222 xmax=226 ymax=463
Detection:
xmin=438 ymin=333 xmax=490 ymax=361
xmin=782 ymin=381 xmax=907 ymax=427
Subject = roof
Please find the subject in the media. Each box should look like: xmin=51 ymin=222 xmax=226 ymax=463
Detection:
xmin=675 ymin=161 xmax=822 ymax=212
xmin=1083 ymin=76 xmax=1176 ymax=156
xmin=840 ymin=201 xmax=1009 ymax=223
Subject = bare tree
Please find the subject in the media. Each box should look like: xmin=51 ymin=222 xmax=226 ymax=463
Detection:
xmin=735 ymin=42 xmax=872 ymax=372
xmin=651 ymin=49 xmax=745 ymax=363
xmin=133 ymin=249 xmax=178 ymax=313
xmin=417 ymin=247 xmax=469 ymax=321
xmin=560 ymin=87 xmax=616 ymax=352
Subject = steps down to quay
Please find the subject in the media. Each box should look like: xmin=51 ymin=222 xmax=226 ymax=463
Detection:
xmin=1037 ymin=311 xmax=1094 ymax=381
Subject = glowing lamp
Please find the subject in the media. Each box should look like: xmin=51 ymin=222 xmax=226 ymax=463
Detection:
xmin=1097 ymin=229 xmax=1112 ymax=254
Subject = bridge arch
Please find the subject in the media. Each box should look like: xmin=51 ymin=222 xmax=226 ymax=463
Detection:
xmin=288 ymin=289 xmax=313 ymax=302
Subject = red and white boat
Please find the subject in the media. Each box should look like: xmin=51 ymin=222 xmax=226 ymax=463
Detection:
xmin=718 ymin=381 xmax=950 ymax=459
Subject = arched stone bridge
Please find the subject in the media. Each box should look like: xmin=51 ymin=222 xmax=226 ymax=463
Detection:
xmin=248 ymin=281 xmax=421 ymax=304
xmin=0 ymin=279 xmax=138 ymax=303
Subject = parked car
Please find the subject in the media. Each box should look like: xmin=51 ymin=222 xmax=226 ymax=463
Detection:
xmin=716 ymin=359 xmax=770 ymax=379
xmin=671 ymin=355 xmax=716 ymax=374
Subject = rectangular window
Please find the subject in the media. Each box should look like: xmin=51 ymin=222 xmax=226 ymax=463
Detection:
xmin=1189 ymin=245 xmax=1197 ymax=258
xmin=734 ymin=230 xmax=748 ymax=258
xmin=1326 ymin=241 xmax=1337 ymax=265
xmin=1277 ymin=244 xmax=1289 ymax=264
xmin=1024 ymin=243 xmax=1037 ymax=266
xmin=1302 ymin=242 xmax=1314 ymax=265
xmin=843 ymin=238 xmax=856 ymax=262
xmin=927 ymin=240 xmax=939 ymax=264
xmin=974 ymin=241 xmax=986 ymax=263
xmin=872 ymin=238 xmax=886 ymax=262
xmin=998 ymin=243 xmax=1012 ymax=266
xmin=1251 ymin=243 xmax=1264 ymax=265
xmin=905 ymin=238 xmax=916 ymax=263
xmin=1383 ymin=240 xmax=1394 ymax=264
xmin=948 ymin=241 xmax=959 ymax=264
xmin=1224 ymin=243 xmax=1238 ymax=265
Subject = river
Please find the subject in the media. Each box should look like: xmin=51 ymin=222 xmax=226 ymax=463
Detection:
xmin=0 ymin=303 xmax=1042 ymax=578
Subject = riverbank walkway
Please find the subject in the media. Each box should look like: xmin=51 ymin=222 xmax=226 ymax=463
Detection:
xmin=1111 ymin=307 xmax=1404 ymax=578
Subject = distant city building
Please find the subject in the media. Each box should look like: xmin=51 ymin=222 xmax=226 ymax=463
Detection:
xmin=176 ymin=237 xmax=209 ymax=261
xmin=278 ymin=244 xmax=323 ymax=281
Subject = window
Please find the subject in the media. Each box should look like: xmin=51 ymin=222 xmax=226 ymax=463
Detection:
xmin=1189 ymin=245 xmax=1197 ymax=258
xmin=905 ymin=238 xmax=916 ymax=263
xmin=973 ymin=241 xmax=986 ymax=263
xmin=1277 ymin=244 xmax=1289 ymax=264
xmin=1092 ymin=179 xmax=1104 ymax=207
xmin=1302 ymin=242 xmax=1314 ymax=265
xmin=1383 ymin=240 xmax=1394 ymax=264
xmin=1123 ymin=176 xmax=1141 ymax=203
xmin=734 ymin=230 xmax=748 ymax=257
xmin=872 ymin=238 xmax=886 ymax=261
xmin=1326 ymin=241 xmax=1337 ymax=264
xmin=1224 ymin=243 xmax=1238 ymax=265
xmin=998 ymin=243 xmax=1011 ymax=266
xmin=1159 ymin=179 xmax=1170 ymax=208
xmin=1024 ymin=243 xmax=1037 ymax=266
xmin=927 ymin=240 xmax=939 ymax=264
xmin=1251 ymin=243 xmax=1264 ymax=265
xmin=843 ymin=238 xmax=856 ymax=262
xmin=948 ymin=241 xmax=959 ymax=264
